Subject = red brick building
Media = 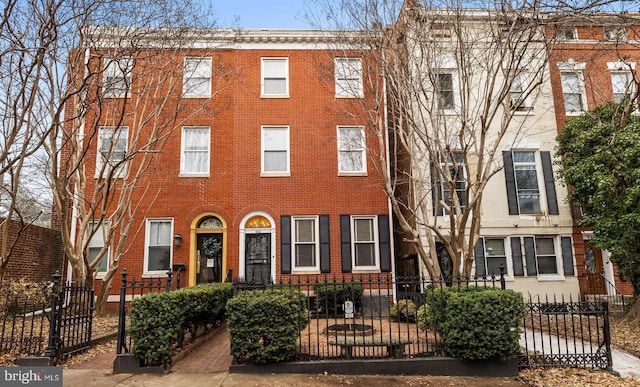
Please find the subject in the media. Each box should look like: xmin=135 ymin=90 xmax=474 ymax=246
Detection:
xmin=547 ymin=18 xmax=639 ymax=297
xmin=66 ymin=29 xmax=392 ymax=298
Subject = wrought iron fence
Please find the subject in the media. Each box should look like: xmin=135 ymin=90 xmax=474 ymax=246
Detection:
xmin=115 ymin=269 xmax=179 ymax=355
xmin=0 ymin=272 xmax=94 ymax=363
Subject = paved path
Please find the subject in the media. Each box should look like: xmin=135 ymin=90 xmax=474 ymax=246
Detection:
xmin=520 ymin=329 xmax=640 ymax=380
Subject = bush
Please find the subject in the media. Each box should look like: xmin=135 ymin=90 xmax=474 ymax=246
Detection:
xmin=438 ymin=288 xmax=525 ymax=360
xmin=130 ymin=282 xmax=232 ymax=365
xmin=227 ymin=288 xmax=309 ymax=364
xmin=390 ymin=299 xmax=417 ymax=322
xmin=416 ymin=303 xmax=431 ymax=331
xmin=314 ymin=282 xmax=363 ymax=314
xmin=424 ymin=285 xmax=489 ymax=332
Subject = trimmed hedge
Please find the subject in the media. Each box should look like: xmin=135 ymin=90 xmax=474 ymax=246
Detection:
xmin=227 ymin=287 xmax=309 ymax=364
xmin=426 ymin=286 xmax=525 ymax=360
xmin=130 ymin=282 xmax=232 ymax=365
xmin=314 ymin=282 xmax=363 ymax=314
xmin=390 ymin=299 xmax=417 ymax=322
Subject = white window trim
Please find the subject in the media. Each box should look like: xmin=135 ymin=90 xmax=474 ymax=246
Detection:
xmin=434 ymin=69 xmax=459 ymax=115
xmin=180 ymin=126 xmax=210 ymax=177
xmin=96 ymin=126 xmax=128 ymax=179
xmin=88 ymin=220 xmax=110 ymax=278
xmin=557 ymin=60 xmax=587 ymax=116
xmin=291 ymin=216 xmax=320 ymax=273
xmin=512 ymin=149 xmax=548 ymax=217
xmin=143 ymin=218 xmax=174 ymax=275
xmin=335 ymin=58 xmax=364 ymax=98
xmin=102 ymin=57 xmax=133 ymax=98
xmin=337 ymin=126 xmax=367 ymax=176
xmin=261 ymin=126 xmax=290 ymax=176
xmin=607 ymin=61 xmax=636 ymax=105
xmin=261 ymin=57 xmax=289 ymax=98
xmin=351 ymin=215 xmax=380 ymax=272
xmin=509 ymin=71 xmax=534 ymax=114
xmin=555 ymin=26 xmax=577 ymax=41
xmin=436 ymin=151 xmax=466 ymax=216
xmin=534 ymin=236 xmax=565 ymax=281
xmin=183 ymin=57 xmax=212 ymax=98
xmin=604 ymin=26 xmax=627 ymax=42
xmin=481 ymin=236 xmax=514 ymax=281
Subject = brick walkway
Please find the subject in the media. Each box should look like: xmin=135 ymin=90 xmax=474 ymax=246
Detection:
xmin=72 ymin=322 xmax=232 ymax=373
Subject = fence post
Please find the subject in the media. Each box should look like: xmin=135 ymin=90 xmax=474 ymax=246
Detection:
xmin=43 ymin=271 xmax=62 ymax=363
xmin=602 ymin=301 xmax=614 ymax=371
xmin=166 ymin=270 xmax=173 ymax=292
xmin=116 ymin=269 xmax=129 ymax=354
xmin=499 ymin=264 xmax=506 ymax=290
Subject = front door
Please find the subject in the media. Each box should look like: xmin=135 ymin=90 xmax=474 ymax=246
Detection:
xmin=196 ymin=233 xmax=223 ymax=284
xmin=584 ymin=242 xmax=606 ymax=294
xmin=245 ymin=233 xmax=271 ymax=284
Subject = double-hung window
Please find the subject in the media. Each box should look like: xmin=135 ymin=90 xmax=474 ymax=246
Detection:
xmin=352 ymin=216 xmax=378 ymax=269
xmin=605 ymin=27 xmax=627 ymax=42
xmin=558 ymin=61 xmax=587 ymax=115
xmin=183 ymin=57 xmax=212 ymax=97
xmin=102 ymin=57 xmax=133 ymax=98
xmin=145 ymin=219 xmax=172 ymax=273
xmin=484 ymin=238 xmax=507 ymax=276
xmin=611 ymin=71 xmax=633 ymax=103
xmin=512 ymin=151 xmax=541 ymax=214
xmin=509 ymin=72 xmax=532 ymax=112
xmin=261 ymin=126 xmax=289 ymax=175
xmin=180 ymin=126 xmax=210 ymax=176
xmin=434 ymin=151 xmax=466 ymax=215
xmin=292 ymin=216 xmax=318 ymax=271
xmin=96 ymin=126 xmax=128 ymax=178
xmin=261 ymin=58 xmax=288 ymax=96
xmin=337 ymin=126 xmax=366 ymax=174
xmin=436 ymin=72 xmax=455 ymax=110
xmin=88 ymin=220 xmax=110 ymax=275
xmin=335 ymin=58 xmax=363 ymax=98
xmin=534 ymin=237 xmax=558 ymax=275
xmin=555 ymin=27 xmax=576 ymax=40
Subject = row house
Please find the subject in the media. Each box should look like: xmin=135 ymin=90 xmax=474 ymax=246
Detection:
xmin=547 ymin=17 xmax=638 ymax=298
xmin=393 ymin=3 xmax=579 ymax=299
xmin=66 ymin=29 xmax=393 ymax=303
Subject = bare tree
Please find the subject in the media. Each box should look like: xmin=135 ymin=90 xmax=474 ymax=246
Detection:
xmin=309 ymin=0 xmax=603 ymax=282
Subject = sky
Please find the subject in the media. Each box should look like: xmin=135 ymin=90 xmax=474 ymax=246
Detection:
xmin=211 ymin=0 xmax=316 ymax=29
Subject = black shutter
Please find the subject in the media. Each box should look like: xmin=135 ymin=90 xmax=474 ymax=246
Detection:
xmin=431 ymin=164 xmax=444 ymax=216
xmin=524 ymin=236 xmax=537 ymax=276
xmin=540 ymin=151 xmax=559 ymax=215
xmin=561 ymin=236 xmax=575 ymax=276
xmin=503 ymin=151 xmax=519 ymax=215
xmin=280 ymin=216 xmax=291 ymax=274
xmin=378 ymin=215 xmax=391 ymax=272
xmin=319 ymin=215 xmax=330 ymax=273
xmin=511 ymin=237 xmax=524 ymax=276
xmin=474 ymin=238 xmax=486 ymax=277
xmin=340 ymin=215 xmax=352 ymax=273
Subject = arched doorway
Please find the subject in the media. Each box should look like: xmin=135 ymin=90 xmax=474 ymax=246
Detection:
xmin=239 ymin=212 xmax=275 ymax=284
xmin=584 ymin=242 xmax=605 ymax=295
xmin=190 ymin=214 xmax=227 ymax=286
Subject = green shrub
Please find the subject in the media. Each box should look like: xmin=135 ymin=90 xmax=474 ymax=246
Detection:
xmin=227 ymin=289 xmax=309 ymax=364
xmin=424 ymin=285 xmax=489 ymax=332
xmin=130 ymin=282 xmax=232 ymax=365
xmin=314 ymin=282 xmax=363 ymax=314
xmin=416 ymin=303 xmax=431 ymax=331
xmin=438 ymin=288 xmax=525 ymax=360
xmin=390 ymin=299 xmax=417 ymax=322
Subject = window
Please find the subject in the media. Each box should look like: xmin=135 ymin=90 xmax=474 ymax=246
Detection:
xmin=555 ymin=27 xmax=576 ymax=40
xmin=261 ymin=126 xmax=290 ymax=175
xmin=484 ymin=238 xmax=507 ymax=276
xmin=535 ymin=237 xmax=558 ymax=275
xmin=352 ymin=216 xmax=378 ymax=269
xmin=102 ymin=57 xmax=133 ymax=98
xmin=88 ymin=221 xmax=109 ymax=274
xmin=560 ymin=71 xmax=586 ymax=114
xmin=145 ymin=219 xmax=172 ymax=273
xmin=434 ymin=151 xmax=466 ymax=215
xmin=261 ymin=58 xmax=288 ymax=96
xmin=605 ymin=27 xmax=627 ymax=41
xmin=335 ymin=58 xmax=363 ymax=98
xmin=513 ymin=151 xmax=541 ymax=214
xmin=183 ymin=57 xmax=211 ymax=97
xmin=96 ymin=126 xmax=128 ymax=177
xmin=337 ymin=126 xmax=366 ymax=174
xmin=436 ymin=72 xmax=455 ymax=109
xmin=292 ymin=217 xmax=318 ymax=271
xmin=509 ymin=72 xmax=532 ymax=112
xmin=180 ymin=126 xmax=210 ymax=175
xmin=610 ymin=71 xmax=633 ymax=103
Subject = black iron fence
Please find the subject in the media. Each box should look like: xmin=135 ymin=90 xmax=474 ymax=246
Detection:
xmin=0 ymin=272 xmax=94 ymax=363
xmin=115 ymin=269 xmax=179 ymax=355
xmin=237 ymin=275 xmax=611 ymax=370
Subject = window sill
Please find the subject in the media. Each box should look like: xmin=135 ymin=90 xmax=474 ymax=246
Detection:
xmin=142 ymin=272 xmax=172 ymax=278
xmin=260 ymin=172 xmax=291 ymax=177
xmin=536 ymin=274 xmax=565 ymax=281
xmin=352 ymin=268 xmax=381 ymax=274
xmin=512 ymin=110 xmax=535 ymax=116
xmin=566 ymin=111 xmax=585 ymax=116
xmin=338 ymin=171 xmax=367 ymax=177
xmin=182 ymin=94 xmax=211 ymax=99
xmin=260 ymin=94 xmax=290 ymax=99
xmin=335 ymin=94 xmax=363 ymax=99
xmin=179 ymin=173 xmax=210 ymax=178
xmin=291 ymin=270 xmax=321 ymax=275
